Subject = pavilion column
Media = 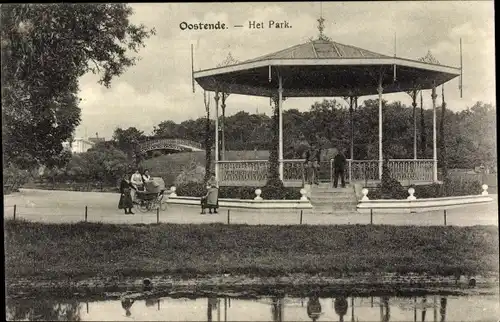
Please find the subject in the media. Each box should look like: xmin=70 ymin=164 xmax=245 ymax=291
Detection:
xmin=278 ymin=74 xmax=284 ymax=181
xmin=377 ymin=84 xmax=384 ymax=181
xmin=412 ymin=90 xmax=418 ymax=160
xmin=431 ymin=82 xmax=438 ymax=182
xmin=214 ymin=90 xmax=220 ymax=182
xmin=349 ymin=96 xmax=354 ymax=161
xmin=221 ymin=93 xmax=227 ymax=161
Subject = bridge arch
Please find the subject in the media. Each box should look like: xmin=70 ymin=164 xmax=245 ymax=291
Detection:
xmin=138 ymin=138 xmax=203 ymax=155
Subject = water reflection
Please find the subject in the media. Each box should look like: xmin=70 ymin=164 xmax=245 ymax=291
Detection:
xmin=6 ymin=298 xmax=81 ymax=321
xmin=307 ymin=296 xmax=321 ymax=321
xmin=271 ymin=296 xmax=284 ymax=322
xmin=120 ymin=297 xmax=135 ymax=317
xmin=5 ymin=294 xmax=498 ymax=321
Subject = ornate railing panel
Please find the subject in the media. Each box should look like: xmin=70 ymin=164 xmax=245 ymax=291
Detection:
xmin=219 ymin=160 xmax=269 ymax=185
xmin=283 ymin=159 xmax=305 ymax=183
xmin=344 ymin=159 xmax=434 ymax=183
xmin=347 ymin=160 xmax=380 ymax=182
xmin=389 ymin=159 xmax=434 ymax=182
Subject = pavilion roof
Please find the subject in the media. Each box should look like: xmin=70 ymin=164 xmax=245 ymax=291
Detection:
xmin=243 ymin=39 xmax=391 ymax=62
xmin=194 ymin=39 xmax=461 ymax=97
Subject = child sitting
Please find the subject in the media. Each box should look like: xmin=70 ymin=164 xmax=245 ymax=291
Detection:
xmin=201 ymin=184 xmax=219 ymax=214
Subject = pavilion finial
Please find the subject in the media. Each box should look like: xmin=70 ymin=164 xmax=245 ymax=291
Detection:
xmin=418 ymin=50 xmax=440 ymax=65
xmin=217 ymin=52 xmax=239 ymax=68
xmin=316 ymin=2 xmax=331 ymax=41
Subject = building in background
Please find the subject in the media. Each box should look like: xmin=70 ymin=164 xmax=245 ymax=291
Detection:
xmin=88 ymin=132 xmax=105 ymax=145
xmin=62 ymin=133 xmax=106 ymax=154
xmin=62 ymin=138 xmax=95 ymax=154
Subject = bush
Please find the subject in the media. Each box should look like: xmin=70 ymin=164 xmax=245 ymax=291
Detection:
xmin=175 ymin=181 xmax=301 ymax=200
xmin=413 ymin=177 xmax=482 ymax=199
xmin=367 ymin=177 xmax=483 ymax=200
xmin=174 ymin=157 xmax=205 ymax=186
xmin=380 ymin=159 xmax=407 ymax=199
xmin=261 ymin=176 xmax=300 ymax=200
xmin=3 ymin=164 xmax=32 ymax=194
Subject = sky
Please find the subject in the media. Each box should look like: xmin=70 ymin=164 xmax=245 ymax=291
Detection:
xmin=74 ymin=1 xmax=495 ymax=140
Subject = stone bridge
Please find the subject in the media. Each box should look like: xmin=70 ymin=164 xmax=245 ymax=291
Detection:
xmin=138 ymin=138 xmax=203 ymax=154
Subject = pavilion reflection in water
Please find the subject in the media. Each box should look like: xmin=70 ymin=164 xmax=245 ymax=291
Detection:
xmin=6 ymin=295 xmax=455 ymax=321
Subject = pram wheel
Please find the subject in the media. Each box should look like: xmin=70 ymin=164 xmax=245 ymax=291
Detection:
xmin=138 ymin=201 xmax=150 ymax=213
xmin=134 ymin=199 xmax=150 ymax=213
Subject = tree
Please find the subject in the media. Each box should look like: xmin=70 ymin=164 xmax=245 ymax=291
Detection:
xmin=113 ymin=127 xmax=146 ymax=157
xmin=153 ymin=120 xmax=179 ymax=138
xmin=1 ymin=4 xmax=155 ymax=169
xmin=66 ymin=145 xmax=131 ymax=189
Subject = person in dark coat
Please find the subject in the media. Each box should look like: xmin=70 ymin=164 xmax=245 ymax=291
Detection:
xmin=119 ymin=174 xmax=135 ymax=214
xmin=333 ymin=149 xmax=347 ymax=188
xmin=201 ymin=184 xmax=219 ymax=214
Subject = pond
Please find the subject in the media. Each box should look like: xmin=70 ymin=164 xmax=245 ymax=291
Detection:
xmin=5 ymin=294 xmax=499 ymax=321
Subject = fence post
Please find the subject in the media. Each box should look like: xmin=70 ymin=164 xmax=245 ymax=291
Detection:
xmin=370 ymin=209 xmax=373 ymax=225
xmin=13 ymin=204 xmax=17 ymax=220
xmin=443 ymin=209 xmax=447 ymax=226
xmin=85 ymin=206 xmax=88 ymax=222
xmin=156 ymin=208 xmax=160 ymax=224
xmin=227 ymin=209 xmax=230 ymax=225
xmin=300 ymin=210 xmax=303 ymax=225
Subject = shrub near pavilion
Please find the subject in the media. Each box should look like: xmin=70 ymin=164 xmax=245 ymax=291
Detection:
xmin=175 ymin=182 xmax=301 ymax=200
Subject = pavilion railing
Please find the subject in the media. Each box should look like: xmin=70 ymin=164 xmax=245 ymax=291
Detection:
xmin=218 ymin=160 xmax=268 ymax=186
xmin=346 ymin=160 xmax=380 ymax=182
xmin=217 ymin=159 xmax=435 ymax=186
xmin=283 ymin=159 xmax=306 ymax=184
xmin=345 ymin=159 xmax=434 ymax=183
xmin=388 ymin=159 xmax=434 ymax=182
xmin=218 ymin=159 xmax=305 ymax=186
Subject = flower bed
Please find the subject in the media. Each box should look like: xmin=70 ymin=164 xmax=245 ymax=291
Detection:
xmin=175 ymin=182 xmax=301 ymax=200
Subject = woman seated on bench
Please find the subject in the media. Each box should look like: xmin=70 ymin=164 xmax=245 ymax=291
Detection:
xmin=201 ymin=183 xmax=219 ymax=214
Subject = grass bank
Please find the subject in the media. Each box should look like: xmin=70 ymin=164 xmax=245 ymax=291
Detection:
xmin=5 ymin=220 xmax=499 ymax=281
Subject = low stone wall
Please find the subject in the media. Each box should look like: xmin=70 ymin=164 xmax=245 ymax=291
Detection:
xmin=357 ymin=185 xmax=495 ymax=213
xmin=166 ymin=186 xmax=313 ymax=210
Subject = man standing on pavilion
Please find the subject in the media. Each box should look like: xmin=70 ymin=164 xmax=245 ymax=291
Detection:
xmin=333 ymin=148 xmax=347 ymax=188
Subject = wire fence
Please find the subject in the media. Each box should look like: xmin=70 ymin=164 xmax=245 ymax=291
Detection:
xmin=3 ymin=202 xmax=497 ymax=227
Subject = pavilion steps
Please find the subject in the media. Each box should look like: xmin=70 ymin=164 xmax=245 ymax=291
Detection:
xmin=309 ymin=183 xmax=359 ymax=214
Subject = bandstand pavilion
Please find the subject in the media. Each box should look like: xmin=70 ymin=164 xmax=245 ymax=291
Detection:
xmin=193 ymin=31 xmax=461 ymax=187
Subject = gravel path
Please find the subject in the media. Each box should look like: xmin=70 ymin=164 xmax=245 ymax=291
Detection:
xmin=3 ymin=189 xmax=498 ymax=226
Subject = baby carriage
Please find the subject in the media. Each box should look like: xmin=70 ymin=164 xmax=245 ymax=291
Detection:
xmin=135 ymin=177 xmax=167 ymax=212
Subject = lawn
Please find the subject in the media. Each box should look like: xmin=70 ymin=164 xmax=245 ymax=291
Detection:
xmin=5 ymin=220 xmax=499 ymax=281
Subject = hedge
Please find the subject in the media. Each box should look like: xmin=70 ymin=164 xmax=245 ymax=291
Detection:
xmin=175 ymin=182 xmax=302 ymax=200
xmin=367 ymin=177 xmax=483 ymax=200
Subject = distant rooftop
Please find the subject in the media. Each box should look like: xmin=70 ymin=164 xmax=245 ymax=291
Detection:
xmin=88 ymin=137 xmax=106 ymax=144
